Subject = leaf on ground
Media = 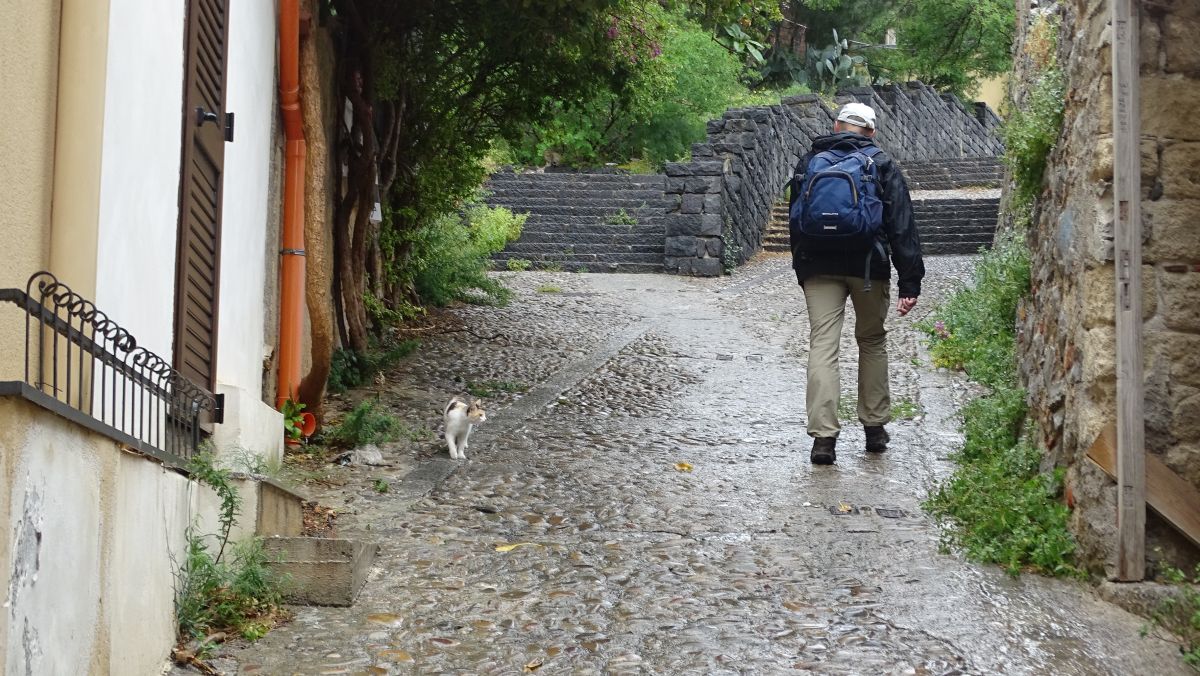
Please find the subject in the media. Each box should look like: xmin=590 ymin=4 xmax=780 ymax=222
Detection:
xmin=495 ymin=542 xmax=543 ymax=552
xmin=837 ymin=502 xmax=853 ymax=513
xmin=674 ymin=462 xmax=694 ymax=472
xmin=524 ymin=658 xmax=544 ymax=672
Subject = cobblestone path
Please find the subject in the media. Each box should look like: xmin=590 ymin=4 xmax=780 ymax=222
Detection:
xmin=219 ymin=254 xmax=1187 ymax=675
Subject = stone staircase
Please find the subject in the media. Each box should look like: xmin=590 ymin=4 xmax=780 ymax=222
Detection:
xmin=486 ymin=172 xmax=668 ymax=273
xmin=901 ymin=156 xmax=1003 ymax=190
xmin=760 ymin=190 xmax=1001 ymax=257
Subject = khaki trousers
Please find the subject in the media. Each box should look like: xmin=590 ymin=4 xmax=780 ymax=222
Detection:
xmin=801 ymin=275 xmax=890 ymax=438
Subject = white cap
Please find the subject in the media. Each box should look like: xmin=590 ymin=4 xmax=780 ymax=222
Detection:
xmin=836 ymin=102 xmax=877 ymax=130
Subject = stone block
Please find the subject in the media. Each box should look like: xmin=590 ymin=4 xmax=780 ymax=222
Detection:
xmin=1160 ymin=143 xmax=1200 ymax=199
xmin=681 ymin=194 xmax=703 ymax=214
xmin=1082 ymin=264 xmax=1157 ymax=325
xmin=1141 ymin=75 xmax=1200 ymax=141
xmin=1082 ymin=325 xmax=1116 ymax=386
xmin=692 ymin=257 xmax=723 ymax=277
xmin=665 ymin=177 xmax=688 ymax=194
xmin=664 ymin=162 xmax=692 ymax=177
xmin=703 ymin=194 xmax=722 ymax=214
xmin=699 ymin=213 xmax=723 ymax=237
xmin=1164 ymin=13 xmax=1200 ymax=75
xmin=691 ymin=160 xmax=728 ymax=176
xmin=1160 ymin=268 xmax=1200 ymax=330
xmin=1146 ymin=199 xmax=1200 ymax=262
xmin=664 ymin=235 xmax=702 ymax=258
xmin=1149 ymin=330 xmax=1200 ymax=390
xmin=705 ymin=238 xmax=724 ymax=257
xmin=685 ymin=176 xmax=722 ymax=193
xmin=1172 ymin=392 xmax=1200 ymax=444
xmin=665 ymin=214 xmax=702 ymax=237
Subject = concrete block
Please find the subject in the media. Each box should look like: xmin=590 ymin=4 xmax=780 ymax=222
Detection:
xmin=257 ymin=479 xmax=305 ymax=537
xmin=263 ymin=537 xmax=379 ymax=607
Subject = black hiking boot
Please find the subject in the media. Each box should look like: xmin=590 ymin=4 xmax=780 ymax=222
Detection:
xmin=865 ymin=425 xmax=890 ymax=453
xmin=810 ymin=437 xmax=836 ymax=465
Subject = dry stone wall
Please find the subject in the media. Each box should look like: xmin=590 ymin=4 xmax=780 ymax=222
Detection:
xmin=663 ymin=83 xmax=1004 ymax=275
xmin=1016 ymin=0 xmax=1200 ymax=573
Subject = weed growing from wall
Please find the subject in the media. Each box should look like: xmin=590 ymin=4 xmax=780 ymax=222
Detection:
xmin=327 ymin=339 xmax=420 ymax=394
xmin=920 ymin=234 xmax=1079 ymax=577
xmin=174 ymin=450 xmax=287 ymax=651
xmin=1002 ymin=14 xmax=1065 ymax=227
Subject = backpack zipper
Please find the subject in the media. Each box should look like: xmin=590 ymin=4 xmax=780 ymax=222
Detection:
xmin=804 ymin=171 xmax=859 ymax=204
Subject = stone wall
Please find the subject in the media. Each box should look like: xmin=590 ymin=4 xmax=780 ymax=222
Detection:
xmin=1015 ymin=0 xmax=1200 ymax=573
xmin=663 ymin=83 xmax=1003 ymax=276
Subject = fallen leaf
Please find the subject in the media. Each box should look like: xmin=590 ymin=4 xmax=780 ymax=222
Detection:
xmin=525 ymin=658 xmax=544 ymax=672
xmin=674 ymin=462 xmax=694 ymax=472
xmin=837 ymin=502 xmax=853 ymax=513
xmin=377 ymin=649 xmax=413 ymax=662
xmin=495 ymin=542 xmax=543 ymax=552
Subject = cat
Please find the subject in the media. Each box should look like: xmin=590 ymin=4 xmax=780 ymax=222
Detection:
xmin=443 ymin=396 xmax=486 ymax=460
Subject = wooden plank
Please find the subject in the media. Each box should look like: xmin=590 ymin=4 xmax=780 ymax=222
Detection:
xmin=1110 ymin=0 xmax=1145 ymax=581
xmin=1088 ymin=423 xmax=1200 ymax=549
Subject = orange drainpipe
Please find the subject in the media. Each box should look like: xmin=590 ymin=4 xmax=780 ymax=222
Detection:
xmin=276 ymin=0 xmax=306 ymax=408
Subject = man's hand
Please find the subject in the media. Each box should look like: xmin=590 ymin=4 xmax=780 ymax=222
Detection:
xmin=897 ymin=297 xmax=918 ymax=317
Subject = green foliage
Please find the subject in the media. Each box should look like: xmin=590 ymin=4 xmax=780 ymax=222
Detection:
xmin=924 ymin=411 xmax=1079 ymax=577
xmin=869 ymin=0 xmax=1014 ymax=98
xmin=402 ymin=203 xmax=525 ymax=308
xmin=175 ymin=451 xmax=286 ymax=644
xmin=327 ymin=401 xmax=404 ymax=449
xmin=537 ymin=284 xmax=563 ymax=293
xmin=919 ymin=233 xmax=1030 ymax=389
xmin=1003 ymin=33 xmax=1064 ymax=223
xmin=606 ymin=209 xmax=639 ymax=225
xmin=920 ymin=235 xmax=1077 ymax=577
xmin=509 ymin=7 xmax=750 ymax=169
xmin=327 ymin=339 xmax=420 ymax=394
xmin=891 ymin=397 xmax=921 ymax=420
xmin=373 ymin=478 xmax=391 ymax=494
xmin=466 ymin=380 xmax=530 ymax=398
xmin=1147 ymin=564 xmax=1200 ymax=667
xmin=282 ymin=399 xmax=306 ymax=441
xmin=507 ymin=258 xmax=532 ymax=272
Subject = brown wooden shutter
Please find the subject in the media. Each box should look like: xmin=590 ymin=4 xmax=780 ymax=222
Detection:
xmin=174 ymin=0 xmax=231 ymax=393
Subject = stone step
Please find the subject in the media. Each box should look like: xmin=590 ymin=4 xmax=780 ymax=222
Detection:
xmin=921 ymin=233 xmax=996 ymax=244
xmin=926 ymin=241 xmax=993 ymax=255
xmin=488 ymin=196 xmax=669 ymax=209
xmin=489 ymin=172 xmax=664 ymax=183
xmin=486 ymin=188 xmax=667 ymax=200
xmin=511 ymin=223 xmax=668 ymax=237
xmin=263 ymin=537 xmax=378 ymax=607
xmin=487 ymin=205 xmax=666 ymax=218
xmin=494 ymin=251 xmax=664 ymax=265
xmin=504 ymin=242 xmax=663 ymax=255
xmin=491 ymin=255 xmax=664 ymax=274
xmin=513 ymin=231 xmax=666 ymax=245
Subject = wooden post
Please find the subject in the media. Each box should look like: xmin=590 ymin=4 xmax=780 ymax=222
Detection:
xmin=1111 ymin=0 xmax=1145 ymax=581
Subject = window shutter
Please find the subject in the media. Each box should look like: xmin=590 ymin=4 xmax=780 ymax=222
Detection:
xmin=174 ymin=0 xmax=230 ymax=393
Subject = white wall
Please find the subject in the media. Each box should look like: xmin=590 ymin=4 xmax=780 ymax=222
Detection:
xmin=218 ymin=0 xmax=276 ymax=394
xmin=94 ymin=0 xmax=187 ymax=358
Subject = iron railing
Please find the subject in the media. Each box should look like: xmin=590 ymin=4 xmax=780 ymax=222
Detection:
xmin=0 ymin=271 xmax=223 ymax=466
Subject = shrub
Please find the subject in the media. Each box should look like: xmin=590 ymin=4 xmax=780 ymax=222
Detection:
xmin=507 ymin=258 xmax=532 ymax=271
xmin=406 ymin=203 xmax=525 ymax=307
xmin=326 ymin=401 xmax=403 ymax=448
xmin=1146 ymin=565 xmax=1200 ymax=667
xmin=327 ymin=339 xmax=420 ymax=394
xmin=920 ymin=235 xmax=1078 ymax=577
xmin=1002 ymin=14 xmax=1064 ymax=224
xmin=920 ymin=233 xmax=1030 ymax=389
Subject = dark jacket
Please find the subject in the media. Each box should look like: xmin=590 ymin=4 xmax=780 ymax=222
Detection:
xmin=789 ymin=132 xmax=925 ymax=298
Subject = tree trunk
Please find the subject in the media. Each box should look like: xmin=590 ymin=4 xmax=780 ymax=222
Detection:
xmin=296 ymin=8 xmax=336 ymax=418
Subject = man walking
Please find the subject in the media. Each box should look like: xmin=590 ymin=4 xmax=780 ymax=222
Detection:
xmin=789 ymin=102 xmax=924 ymax=465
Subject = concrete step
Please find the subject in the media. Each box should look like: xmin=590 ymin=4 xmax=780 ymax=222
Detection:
xmin=926 ymin=241 xmax=993 ymax=255
xmin=263 ymin=537 xmax=379 ymax=607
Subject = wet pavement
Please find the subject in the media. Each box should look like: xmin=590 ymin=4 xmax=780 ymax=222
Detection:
xmin=212 ymin=254 xmax=1187 ymax=675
